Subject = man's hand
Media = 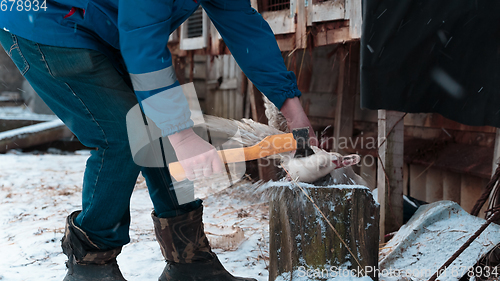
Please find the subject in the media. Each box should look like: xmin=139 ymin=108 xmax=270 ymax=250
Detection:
xmin=168 ymin=128 xmax=225 ymax=181
xmin=280 ymin=97 xmax=318 ymax=146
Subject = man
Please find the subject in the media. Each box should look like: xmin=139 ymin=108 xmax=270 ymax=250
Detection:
xmin=0 ymin=0 xmax=316 ymax=280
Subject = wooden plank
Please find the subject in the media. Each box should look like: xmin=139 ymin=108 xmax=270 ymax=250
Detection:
xmin=275 ymin=35 xmax=295 ymax=51
xmin=209 ymin=21 xmax=221 ymax=56
xmin=313 ymin=26 xmax=353 ymax=47
xmin=377 ymin=110 xmax=405 ymax=241
xmin=404 ymin=126 xmax=497 ymax=148
xmin=345 ymin=0 xmax=362 ymax=38
xmin=301 ymin=92 xmax=336 ymax=118
xmin=493 ymin=128 xmax=500 ymax=173
xmin=311 ymin=0 xmax=345 ymax=23
xmin=0 ymin=120 xmax=72 ymax=153
xmin=248 ymin=80 xmax=280 ymax=181
xmin=403 ymin=164 xmax=409 ymax=196
xmin=333 ymin=45 xmax=347 ymax=152
xmin=409 ymin=164 xmax=427 ymax=202
xmin=248 ymin=80 xmax=267 ymax=126
xmin=334 ymin=42 xmax=359 ymax=152
xmin=262 ymin=10 xmax=295 ymax=35
xmin=306 ymin=0 xmax=313 ymax=26
xmin=0 ymin=118 xmax=54 ymax=133
xmin=250 ymin=0 xmax=258 ymax=9
xmin=235 ymin=65 xmax=245 ymax=120
xmin=296 ymin=0 xmax=307 ymax=49
xmin=425 ymin=169 xmax=443 ymax=203
xmin=461 ymin=174 xmax=486 ymax=217
xmin=404 ymin=113 xmax=497 ymax=133
xmin=360 ymin=158 xmax=377 ymax=190
xmin=223 ymin=89 xmax=229 ymax=118
xmin=223 ymin=55 xmax=229 ymax=80
xmin=173 ymin=56 xmax=186 ymax=85
xmin=443 ymin=170 xmax=461 ymax=203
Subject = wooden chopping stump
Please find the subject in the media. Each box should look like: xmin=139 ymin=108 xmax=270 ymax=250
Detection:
xmin=268 ymin=183 xmax=379 ymax=280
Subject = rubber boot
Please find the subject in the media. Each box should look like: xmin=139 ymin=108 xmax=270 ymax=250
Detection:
xmin=152 ymin=206 xmax=257 ymax=281
xmin=61 ymin=211 xmax=127 ymax=281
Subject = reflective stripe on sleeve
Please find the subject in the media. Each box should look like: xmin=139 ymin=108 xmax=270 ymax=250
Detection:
xmin=130 ymin=66 xmax=177 ymax=92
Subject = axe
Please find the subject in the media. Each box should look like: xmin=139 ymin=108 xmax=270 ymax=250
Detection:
xmin=168 ymin=127 xmax=358 ymax=181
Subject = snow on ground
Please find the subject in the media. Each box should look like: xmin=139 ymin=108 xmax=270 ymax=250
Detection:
xmin=0 ymin=106 xmax=56 ymax=121
xmin=0 ymin=151 xmax=269 ymax=281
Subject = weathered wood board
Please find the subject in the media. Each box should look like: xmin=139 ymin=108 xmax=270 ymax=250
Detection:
xmin=0 ymin=119 xmax=72 ymax=153
xmin=268 ymin=183 xmax=379 ymax=280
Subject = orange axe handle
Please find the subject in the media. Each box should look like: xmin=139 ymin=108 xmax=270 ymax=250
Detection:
xmin=168 ymin=133 xmax=296 ymax=182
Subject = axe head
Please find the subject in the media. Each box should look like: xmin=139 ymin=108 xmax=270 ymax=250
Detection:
xmin=292 ymin=127 xmax=315 ymax=158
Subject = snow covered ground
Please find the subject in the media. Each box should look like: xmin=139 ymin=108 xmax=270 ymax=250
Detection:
xmin=0 ymin=151 xmax=269 ymax=281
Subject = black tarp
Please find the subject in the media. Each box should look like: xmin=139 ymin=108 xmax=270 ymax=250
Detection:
xmin=361 ymin=0 xmax=500 ymax=128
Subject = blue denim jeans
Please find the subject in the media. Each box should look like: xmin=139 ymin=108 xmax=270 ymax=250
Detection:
xmin=0 ymin=29 xmax=202 ymax=250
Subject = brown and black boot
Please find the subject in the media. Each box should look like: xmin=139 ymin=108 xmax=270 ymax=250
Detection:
xmin=61 ymin=211 xmax=127 ymax=281
xmin=152 ymin=206 xmax=257 ymax=281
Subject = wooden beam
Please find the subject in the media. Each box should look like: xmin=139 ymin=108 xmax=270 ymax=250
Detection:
xmin=296 ymin=0 xmax=307 ymax=50
xmin=443 ymin=170 xmax=461 ymax=203
xmin=275 ymin=35 xmax=296 ymax=52
xmin=0 ymin=118 xmax=52 ymax=133
xmin=173 ymin=55 xmax=186 ymax=85
xmin=345 ymin=0 xmax=362 ymax=39
xmin=313 ymin=25 xmax=354 ymax=47
xmin=334 ymin=42 xmax=359 ymax=152
xmin=461 ymin=174 xmax=487 ymax=218
xmin=493 ymin=128 xmax=500 ymax=174
xmin=0 ymin=120 xmax=72 ymax=153
xmin=377 ymin=110 xmax=405 ymax=241
xmin=426 ymin=169 xmax=443 ymax=203
xmin=261 ymin=10 xmax=295 ymax=35
xmin=310 ymin=0 xmax=345 ymax=23
xmin=409 ymin=164 xmax=427 ymax=202
xmin=248 ymin=80 xmax=279 ymax=181
xmin=360 ymin=159 xmax=377 ymax=190
xmin=248 ymin=80 xmax=267 ymax=124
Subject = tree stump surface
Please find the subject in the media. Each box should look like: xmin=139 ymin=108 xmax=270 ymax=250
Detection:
xmin=268 ymin=183 xmax=379 ymax=280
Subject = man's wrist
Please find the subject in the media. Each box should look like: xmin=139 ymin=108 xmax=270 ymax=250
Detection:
xmin=167 ymin=128 xmax=194 ymax=145
xmin=280 ymin=97 xmax=304 ymax=121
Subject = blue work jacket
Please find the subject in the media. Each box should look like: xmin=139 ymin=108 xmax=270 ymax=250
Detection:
xmin=0 ymin=0 xmax=301 ymax=135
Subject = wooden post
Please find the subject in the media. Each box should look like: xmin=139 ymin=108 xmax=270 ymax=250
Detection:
xmin=269 ymin=183 xmax=379 ymax=281
xmin=360 ymin=159 xmax=377 ymax=190
xmin=248 ymin=80 xmax=267 ymax=124
xmin=173 ymin=56 xmax=186 ymax=85
xmin=0 ymin=120 xmax=72 ymax=153
xmin=248 ymin=80 xmax=279 ymax=181
xmin=377 ymin=110 xmax=404 ymax=241
xmin=189 ymin=51 xmax=194 ymax=83
xmin=296 ymin=0 xmax=307 ymax=50
xmin=493 ymin=128 xmax=500 ymax=175
xmin=409 ymin=164 xmax=427 ymax=202
xmin=334 ymin=42 xmax=359 ymax=152
xmin=425 ymin=169 xmax=443 ymax=203
xmin=443 ymin=171 xmax=461 ymax=203
xmin=461 ymin=174 xmax=487 ymax=218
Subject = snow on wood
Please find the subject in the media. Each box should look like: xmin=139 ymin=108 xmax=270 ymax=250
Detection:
xmin=379 ymin=201 xmax=500 ymax=281
xmin=0 ymin=106 xmax=56 ymax=121
xmin=0 ymin=119 xmax=71 ymax=153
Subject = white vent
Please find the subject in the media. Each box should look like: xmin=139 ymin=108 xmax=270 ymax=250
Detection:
xmin=180 ymin=7 xmax=208 ymax=50
xmin=187 ymin=7 xmax=203 ymax=38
